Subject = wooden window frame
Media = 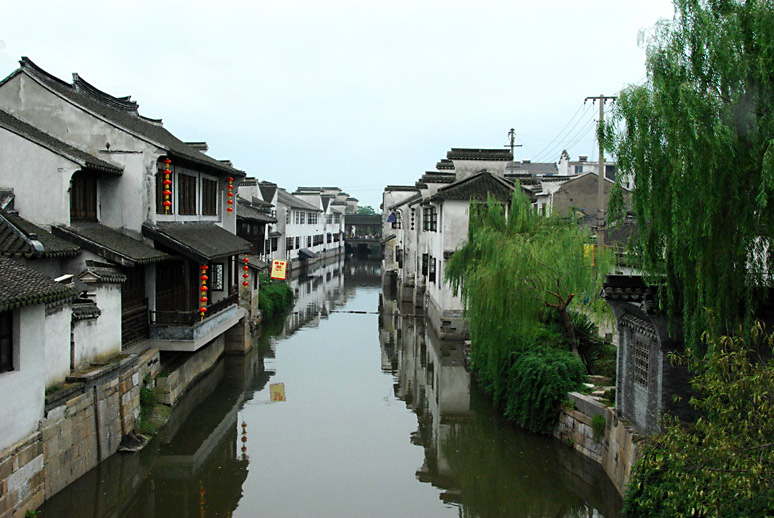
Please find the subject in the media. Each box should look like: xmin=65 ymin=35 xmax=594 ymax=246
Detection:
xmin=156 ymin=171 xmax=168 ymax=214
xmin=178 ymin=174 xmax=197 ymax=215
xmin=70 ymin=171 xmax=98 ymax=221
xmin=202 ymin=177 xmax=218 ymax=216
xmin=211 ymin=263 xmax=225 ymax=291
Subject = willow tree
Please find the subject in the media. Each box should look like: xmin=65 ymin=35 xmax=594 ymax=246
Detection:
xmin=607 ymin=0 xmax=774 ymax=354
xmin=445 ymin=190 xmax=611 ymax=432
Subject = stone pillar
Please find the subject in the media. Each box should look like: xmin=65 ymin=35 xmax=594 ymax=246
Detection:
xmin=224 ymin=317 xmax=250 ymax=354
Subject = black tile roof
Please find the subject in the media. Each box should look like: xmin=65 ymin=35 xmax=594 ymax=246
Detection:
xmin=421 ymin=172 xmax=456 ymax=184
xmin=436 ymin=159 xmax=455 ymax=170
xmin=276 ymin=189 xmax=321 ymax=212
xmin=72 ymin=301 xmax=101 ymax=320
xmin=0 ymin=109 xmax=123 ymax=175
xmin=237 ymin=199 xmax=277 ymax=224
xmin=142 ymin=222 xmax=251 ymax=263
xmin=0 ymin=209 xmax=80 ymax=258
xmin=430 ymin=171 xmax=516 ymax=202
xmin=9 ymin=58 xmax=242 ymax=178
xmin=259 ymin=182 xmax=277 ymax=203
xmin=507 ymin=161 xmax=559 ymax=175
xmin=250 ymin=196 xmax=273 ymax=209
xmin=53 ymin=222 xmax=168 ymax=267
xmin=446 ymin=148 xmax=513 ymax=161
xmin=79 ymin=262 xmax=127 ymax=284
xmin=246 ymin=255 xmax=268 ymax=271
xmin=0 ymin=255 xmax=77 ymax=312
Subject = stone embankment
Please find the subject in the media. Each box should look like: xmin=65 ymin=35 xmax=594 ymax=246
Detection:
xmin=553 ymin=389 xmax=641 ymax=495
xmin=0 ymin=318 xmax=251 ymax=518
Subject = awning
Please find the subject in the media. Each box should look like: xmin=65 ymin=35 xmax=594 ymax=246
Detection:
xmin=380 ymin=233 xmax=396 ymax=244
xmin=298 ymin=248 xmax=318 ymax=259
xmin=142 ymin=222 xmax=250 ymax=263
xmin=246 ymin=255 xmax=268 ymax=271
xmin=269 ymin=231 xmax=282 ymax=238
xmin=53 ymin=222 xmax=169 ymax=267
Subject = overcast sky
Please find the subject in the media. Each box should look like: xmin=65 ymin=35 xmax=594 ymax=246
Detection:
xmin=1 ymin=0 xmax=674 ymax=209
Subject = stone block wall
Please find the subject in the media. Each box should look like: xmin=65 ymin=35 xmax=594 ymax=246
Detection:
xmin=156 ymin=336 xmax=225 ymax=405
xmin=224 ymin=318 xmax=250 ymax=354
xmin=0 ymin=433 xmax=44 ymax=518
xmin=554 ymin=392 xmax=641 ymax=495
xmin=40 ymin=392 xmax=99 ymax=498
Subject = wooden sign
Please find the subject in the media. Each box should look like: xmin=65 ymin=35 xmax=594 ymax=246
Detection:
xmin=270 ymin=383 xmax=286 ymax=402
xmin=270 ymin=260 xmax=288 ymax=280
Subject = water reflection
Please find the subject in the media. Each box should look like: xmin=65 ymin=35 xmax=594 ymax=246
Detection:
xmin=41 ymin=258 xmax=620 ymax=517
xmin=379 ymin=294 xmax=622 ymax=518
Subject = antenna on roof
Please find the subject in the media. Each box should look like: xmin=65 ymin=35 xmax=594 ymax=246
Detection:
xmin=504 ymin=128 xmax=522 ymax=159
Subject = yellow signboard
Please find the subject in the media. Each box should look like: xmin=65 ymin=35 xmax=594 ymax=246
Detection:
xmin=584 ymin=244 xmax=595 ymax=266
xmin=270 ymin=383 xmax=286 ymax=402
xmin=270 ymin=260 xmax=288 ymax=280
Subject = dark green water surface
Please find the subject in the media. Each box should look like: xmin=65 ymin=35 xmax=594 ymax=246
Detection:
xmin=40 ymin=258 xmax=621 ymax=518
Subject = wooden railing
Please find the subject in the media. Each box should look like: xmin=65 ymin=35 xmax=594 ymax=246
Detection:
xmin=149 ymin=292 xmax=239 ymax=326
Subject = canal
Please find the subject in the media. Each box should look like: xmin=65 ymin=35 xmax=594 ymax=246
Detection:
xmin=40 ymin=257 xmax=622 ymax=517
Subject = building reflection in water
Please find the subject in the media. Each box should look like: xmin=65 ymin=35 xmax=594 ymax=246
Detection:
xmin=40 ymin=259 xmax=619 ymax=518
xmin=379 ymin=292 xmax=623 ymax=518
xmin=40 ymin=257 xmax=381 ymax=518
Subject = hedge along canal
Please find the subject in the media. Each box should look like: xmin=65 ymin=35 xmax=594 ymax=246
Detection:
xmin=40 ymin=258 xmax=621 ymax=517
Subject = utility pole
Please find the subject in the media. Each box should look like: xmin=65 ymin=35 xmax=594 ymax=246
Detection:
xmin=584 ymin=95 xmax=616 ymax=246
xmin=504 ymin=128 xmax=523 ymax=158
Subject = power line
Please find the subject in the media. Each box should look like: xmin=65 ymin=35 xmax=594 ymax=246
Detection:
xmin=532 ymin=103 xmax=595 ymax=162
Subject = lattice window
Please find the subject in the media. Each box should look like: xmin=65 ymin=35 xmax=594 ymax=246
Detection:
xmin=633 ymin=338 xmax=649 ymax=388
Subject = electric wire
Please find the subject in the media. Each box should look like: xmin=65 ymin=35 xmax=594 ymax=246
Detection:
xmin=528 ymin=102 xmax=591 ymax=161
xmin=532 ymin=103 xmax=596 ymax=162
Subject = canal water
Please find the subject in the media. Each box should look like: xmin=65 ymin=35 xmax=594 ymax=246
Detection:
xmin=40 ymin=257 xmax=622 ymax=518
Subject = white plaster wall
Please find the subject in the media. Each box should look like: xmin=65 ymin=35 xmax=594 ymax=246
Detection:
xmin=0 ymin=129 xmax=78 ymax=227
xmin=425 ymin=200 xmax=467 ymax=312
xmin=0 ymin=305 xmax=45 ymax=452
xmin=0 ymin=74 xmax=149 ymax=158
xmin=96 ymin=284 xmax=122 ymax=358
xmin=44 ymin=306 xmax=72 ymax=386
xmin=449 ymin=159 xmax=508 ymax=180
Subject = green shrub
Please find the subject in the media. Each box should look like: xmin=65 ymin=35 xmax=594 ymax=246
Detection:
xmin=502 ymin=348 xmax=587 ymax=434
xmin=591 ymin=414 xmax=606 ymax=442
xmin=258 ymin=274 xmax=294 ymax=319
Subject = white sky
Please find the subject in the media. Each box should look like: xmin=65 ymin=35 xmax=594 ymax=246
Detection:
xmin=0 ymin=0 xmax=674 ymax=209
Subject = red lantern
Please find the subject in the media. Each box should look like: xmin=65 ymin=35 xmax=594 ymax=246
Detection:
xmin=199 ymin=264 xmax=209 ymax=320
xmin=227 ymin=176 xmax=234 ymax=216
xmin=163 ymin=158 xmax=172 ymax=214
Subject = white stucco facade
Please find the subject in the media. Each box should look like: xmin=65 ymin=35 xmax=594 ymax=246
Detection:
xmin=0 ymin=305 xmax=46 ymax=451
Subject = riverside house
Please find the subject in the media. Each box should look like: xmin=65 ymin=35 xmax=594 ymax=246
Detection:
xmin=0 ymin=57 xmax=252 ymax=353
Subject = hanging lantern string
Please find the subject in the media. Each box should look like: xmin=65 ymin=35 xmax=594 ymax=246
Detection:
xmin=242 ymin=255 xmax=249 ymax=288
xmin=200 ymin=264 xmax=209 ymax=321
xmin=163 ymin=158 xmax=172 ymax=215
xmin=227 ymin=176 xmax=234 ymax=215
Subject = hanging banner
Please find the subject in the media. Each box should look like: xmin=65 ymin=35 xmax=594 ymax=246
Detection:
xmin=584 ymin=244 xmax=595 ymax=266
xmin=270 ymin=383 xmax=286 ymax=402
xmin=270 ymin=260 xmax=288 ymax=280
